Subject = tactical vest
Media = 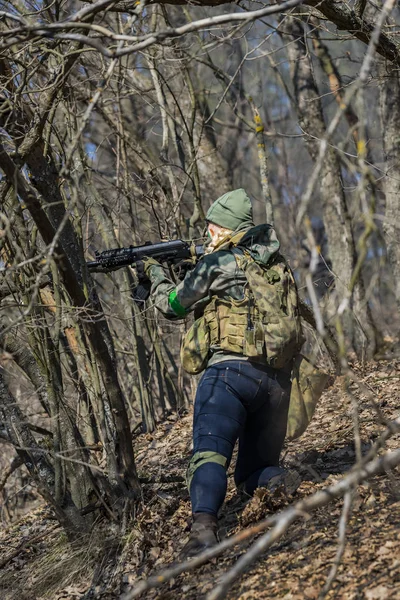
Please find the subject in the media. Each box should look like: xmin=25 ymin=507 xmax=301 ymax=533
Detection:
xmin=181 ymin=239 xmax=305 ymax=374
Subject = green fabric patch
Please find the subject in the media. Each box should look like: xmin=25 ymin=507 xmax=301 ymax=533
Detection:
xmin=186 ymin=451 xmax=228 ymax=490
xmin=168 ymin=289 xmax=186 ymax=317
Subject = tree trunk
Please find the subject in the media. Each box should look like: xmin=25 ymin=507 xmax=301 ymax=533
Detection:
xmin=379 ymin=63 xmax=400 ymax=319
xmin=0 ymin=369 xmax=87 ymax=534
xmin=283 ymin=16 xmax=377 ymax=358
xmin=0 ymin=142 xmax=141 ymax=517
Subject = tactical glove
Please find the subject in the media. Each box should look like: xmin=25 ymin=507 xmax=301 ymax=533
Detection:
xmin=132 ymin=280 xmax=151 ymax=306
xmin=132 ymin=257 xmax=160 ymax=308
xmin=140 ymin=256 xmax=161 ymax=277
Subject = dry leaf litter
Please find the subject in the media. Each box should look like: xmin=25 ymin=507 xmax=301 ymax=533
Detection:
xmin=0 ymin=357 xmax=399 ymax=600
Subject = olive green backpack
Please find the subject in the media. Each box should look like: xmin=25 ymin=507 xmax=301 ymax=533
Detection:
xmin=231 ymin=251 xmax=305 ymax=369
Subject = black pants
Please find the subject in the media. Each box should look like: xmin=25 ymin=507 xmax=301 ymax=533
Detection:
xmin=190 ymin=360 xmax=291 ymax=516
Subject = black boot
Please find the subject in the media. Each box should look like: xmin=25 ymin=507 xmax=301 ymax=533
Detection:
xmin=180 ymin=513 xmax=219 ymax=559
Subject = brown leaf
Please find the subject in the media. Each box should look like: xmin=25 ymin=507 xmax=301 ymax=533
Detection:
xmin=303 ymin=586 xmax=319 ymax=599
xmin=365 ymin=585 xmax=390 ymax=599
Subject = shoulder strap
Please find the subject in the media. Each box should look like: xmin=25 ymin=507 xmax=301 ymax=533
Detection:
xmin=231 ymin=249 xmax=254 ymax=305
xmin=231 ymin=246 xmax=251 ymax=270
xmin=212 ymin=230 xmax=247 ymax=252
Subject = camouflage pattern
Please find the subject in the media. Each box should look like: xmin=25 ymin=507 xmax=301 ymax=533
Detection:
xmin=180 ymin=316 xmax=210 ymax=374
xmin=146 ymin=224 xmax=287 ymax=369
xmin=229 ymin=252 xmax=305 ymax=369
xmin=286 ymin=354 xmax=331 ymax=440
xmin=186 ymin=247 xmax=305 ymax=372
xmin=145 ymin=245 xmax=247 ymax=318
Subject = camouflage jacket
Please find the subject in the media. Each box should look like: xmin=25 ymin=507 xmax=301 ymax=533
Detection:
xmin=146 ymin=224 xmax=280 ymax=366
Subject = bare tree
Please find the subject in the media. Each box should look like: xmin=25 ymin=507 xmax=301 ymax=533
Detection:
xmin=0 ymin=0 xmax=399 ymax=540
xmin=281 ymin=14 xmax=378 ymax=357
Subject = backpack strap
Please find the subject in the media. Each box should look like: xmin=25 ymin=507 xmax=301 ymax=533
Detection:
xmin=231 ymin=246 xmax=251 ymax=271
xmin=211 ymin=229 xmax=247 ymax=252
xmin=231 ymin=249 xmax=262 ymax=351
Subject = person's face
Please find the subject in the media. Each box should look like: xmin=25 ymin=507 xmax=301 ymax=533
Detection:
xmin=207 ymin=222 xmax=220 ymax=241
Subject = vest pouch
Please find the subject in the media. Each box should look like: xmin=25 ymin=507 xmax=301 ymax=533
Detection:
xmin=243 ymin=323 xmax=264 ymax=357
xmin=181 ymin=316 xmax=211 ymax=374
xmin=209 ymin=299 xmax=248 ymax=355
xmin=286 ymin=354 xmax=331 ymax=441
xmin=204 ymin=296 xmax=266 ymax=358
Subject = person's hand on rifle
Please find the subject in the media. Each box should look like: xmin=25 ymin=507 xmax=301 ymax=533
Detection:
xmin=137 ymin=256 xmax=161 ymax=279
xmin=132 ymin=257 xmax=159 ymax=307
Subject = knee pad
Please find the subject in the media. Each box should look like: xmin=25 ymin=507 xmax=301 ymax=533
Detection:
xmin=186 ymin=451 xmax=228 ymax=490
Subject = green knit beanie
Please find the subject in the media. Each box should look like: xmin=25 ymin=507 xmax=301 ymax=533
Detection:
xmin=205 ymin=189 xmax=254 ymax=232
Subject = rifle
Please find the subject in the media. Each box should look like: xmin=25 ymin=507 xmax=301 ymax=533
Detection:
xmin=87 ymin=239 xmax=204 ymax=273
xmin=86 ymin=239 xmax=205 ymax=304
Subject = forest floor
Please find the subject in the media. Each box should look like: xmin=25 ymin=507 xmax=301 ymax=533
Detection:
xmin=1 ymin=354 xmax=400 ymax=600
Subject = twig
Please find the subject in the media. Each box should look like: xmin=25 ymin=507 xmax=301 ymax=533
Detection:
xmin=122 ymin=431 xmax=400 ymax=600
xmin=27 ymin=423 xmax=53 ymax=437
xmin=0 ymin=455 xmax=24 ymax=493
xmin=248 ymin=97 xmax=274 ymax=226
xmin=318 ymin=489 xmax=353 ymax=599
xmin=139 ymin=475 xmax=185 ymax=484
xmin=206 ymin=445 xmax=400 ymax=600
xmin=0 ymin=524 xmax=60 ymax=569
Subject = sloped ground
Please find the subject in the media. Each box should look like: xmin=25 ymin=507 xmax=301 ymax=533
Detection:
xmin=1 ymin=356 xmax=399 ymax=600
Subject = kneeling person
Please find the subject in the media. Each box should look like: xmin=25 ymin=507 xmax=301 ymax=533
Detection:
xmin=142 ymin=189 xmax=302 ymax=557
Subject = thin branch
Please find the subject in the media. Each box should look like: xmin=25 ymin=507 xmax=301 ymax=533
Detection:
xmin=0 ymin=454 xmax=24 ymax=493
xmin=318 ymin=490 xmax=353 ymax=599
xmin=296 ymin=0 xmax=396 ymax=229
xmin=0 ymin=525 xmax=59 ymax=570
xmin=1 ymin=0 xmax=305 ymax=58
xmin=123 ymin=425 xmax=400 ymax=599
xmin=248 ymin=97 xmax=274 ymax=225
